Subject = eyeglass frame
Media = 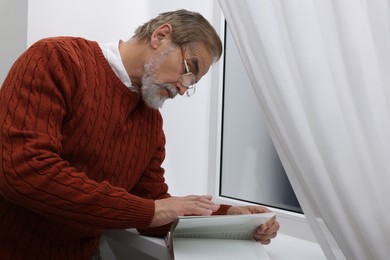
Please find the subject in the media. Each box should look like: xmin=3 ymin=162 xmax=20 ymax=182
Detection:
xmin=180 ymin=46 xmax=197 ymax=97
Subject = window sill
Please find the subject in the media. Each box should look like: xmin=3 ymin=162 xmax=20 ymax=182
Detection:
xmin=103 ymin=197 xmax=326 ymax=259
xmin=103 ymin=226 xmax=326 ymax=259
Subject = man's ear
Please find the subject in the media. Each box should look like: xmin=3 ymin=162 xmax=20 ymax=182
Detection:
xmin=150 ymin=23 xmax=173 ymax=49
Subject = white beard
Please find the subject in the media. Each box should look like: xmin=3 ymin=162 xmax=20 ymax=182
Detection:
xmin=141 ymin=46 xmax=179 ymax=109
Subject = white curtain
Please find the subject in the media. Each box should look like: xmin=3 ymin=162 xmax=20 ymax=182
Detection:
xmin=218 ymin=0 xmax=390 ymax=259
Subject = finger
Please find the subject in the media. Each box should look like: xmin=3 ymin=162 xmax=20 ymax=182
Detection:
xmin=256 ymin=231 xmax=277 ymax=240
xmin=194 ymin=199 xmax=220 ymax=212
xmin=190 ymin=203 xmax=214 ymax=216
xmin=248 ymin=206 xmax=271 ymax=214
xmin=187 ymin=195 xmax=213 ymax=201
xmin=259 ymin=239 xmax=271 ymax=245
xmin=259 ymin=216 xmax=276 ymax=232
xmin=253 ymin=231 xmax=277 ymax=242
xmin=263 ymin=219 xmax=280 ymax=235
xmin=257 ymin=224 xmax=268 ymax=234
xmin=197 ymin=196 xmax=215 ymax=204
xmin=227 ymin=206 xmax=250 ymax=215
xmin=189 ymin=195 xmax=220 ymax=211
xmin=269 ymin=220 xmax=280 ymax=233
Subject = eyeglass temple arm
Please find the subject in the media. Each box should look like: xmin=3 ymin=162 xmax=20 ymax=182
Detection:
xmin=183 ymin=59 xmax=190 ymax=74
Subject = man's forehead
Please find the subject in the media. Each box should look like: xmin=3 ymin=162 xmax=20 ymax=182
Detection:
xmin=185 ymin=43 xmax=213 ymax=78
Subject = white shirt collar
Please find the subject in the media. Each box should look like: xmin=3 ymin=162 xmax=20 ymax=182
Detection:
xmin=99 ymin=40 xmax=137 ymax=93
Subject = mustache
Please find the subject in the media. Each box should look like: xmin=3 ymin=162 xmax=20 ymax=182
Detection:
xmin=161 ymin=84 xmax=179 ymax=98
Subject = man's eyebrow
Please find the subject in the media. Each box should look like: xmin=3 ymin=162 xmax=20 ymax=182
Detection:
xmin=190 ymin=59 xmax=200 ymax=76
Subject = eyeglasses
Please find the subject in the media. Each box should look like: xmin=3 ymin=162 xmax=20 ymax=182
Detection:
xmin=180 ymin=46 xmax=197 ymax=97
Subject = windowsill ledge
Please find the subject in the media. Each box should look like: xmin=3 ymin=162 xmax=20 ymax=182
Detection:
xmin=103 ymin=228 xmax=326 ymax=259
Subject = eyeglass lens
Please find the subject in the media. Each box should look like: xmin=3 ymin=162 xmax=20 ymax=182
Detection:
xmin=181 ymin=73 xmax=196 ymax=87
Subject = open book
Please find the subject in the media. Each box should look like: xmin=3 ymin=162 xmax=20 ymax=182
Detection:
xmin=167 ymin=212 xmax=275 ymax=260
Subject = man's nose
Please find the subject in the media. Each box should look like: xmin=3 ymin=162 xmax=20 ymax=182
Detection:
xmin=175 ymin=82 xmax=188 ymax=96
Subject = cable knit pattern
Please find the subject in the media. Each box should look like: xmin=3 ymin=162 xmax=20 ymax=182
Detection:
xmin=0 ymin=37 xmax=170 ymax=259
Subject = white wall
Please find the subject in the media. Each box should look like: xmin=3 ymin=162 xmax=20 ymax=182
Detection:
xmin=26 ymin=0 xmax=149 ymax=44
xmin=0 ymin=0 xmax=28 ymax=84
xmin=3 ymin=0 xmax=223 ymax=196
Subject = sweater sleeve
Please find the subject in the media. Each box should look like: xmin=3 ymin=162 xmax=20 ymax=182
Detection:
xmin=131 ymin=127 xmax=170 ymax=198
xmin=0 ymin=39 xmax=155 ymax=230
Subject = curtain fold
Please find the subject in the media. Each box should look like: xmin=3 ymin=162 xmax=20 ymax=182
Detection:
xmin=218 ymin=0 xmax=390 ymax=259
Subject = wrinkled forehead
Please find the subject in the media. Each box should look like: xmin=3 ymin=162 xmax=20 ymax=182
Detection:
xmin=183 ymin=42 xmax=213 ymax=80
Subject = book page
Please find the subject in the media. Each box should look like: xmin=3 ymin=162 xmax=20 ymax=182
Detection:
xmin=171 ymin=212 xmax=275 ymax=240
xmin=169 ymin=213 xmax=274 ymax=259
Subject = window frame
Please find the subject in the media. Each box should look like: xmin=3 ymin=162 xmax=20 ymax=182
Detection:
xmin=208 ymin=10 xmax=316 ymax=242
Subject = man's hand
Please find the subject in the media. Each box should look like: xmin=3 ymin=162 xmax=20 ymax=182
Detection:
xmin=227 ymin=205 xmax=280 ymax=245
xmin=150 ymin=195 xmax=220 ymax=227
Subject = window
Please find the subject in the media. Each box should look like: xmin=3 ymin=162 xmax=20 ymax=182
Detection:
xmin=219 ymin=23 xmax=302 ymax=213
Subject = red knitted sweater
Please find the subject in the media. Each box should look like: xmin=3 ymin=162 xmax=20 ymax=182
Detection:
xmin=0 ymin=37 xmax=230 ymax=259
